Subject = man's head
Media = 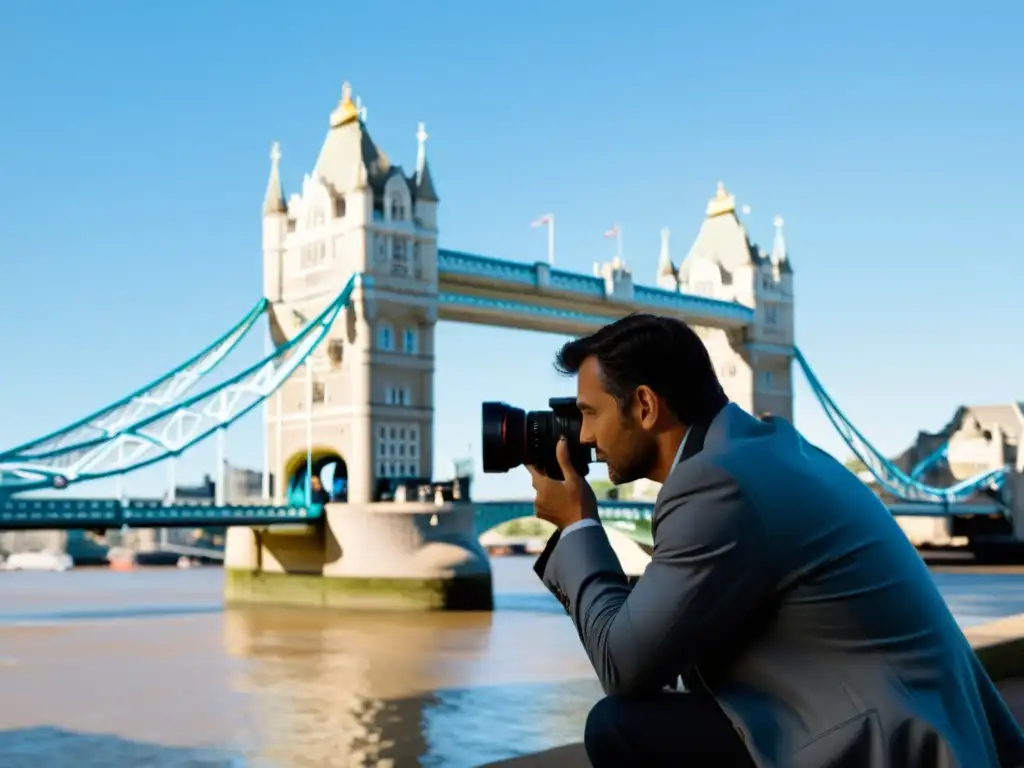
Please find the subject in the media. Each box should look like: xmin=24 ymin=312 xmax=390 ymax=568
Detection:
xmin=555 ymin=313 xmax=727 ymax=484
xmin=310 ymin=475 xmax=323 ymax=491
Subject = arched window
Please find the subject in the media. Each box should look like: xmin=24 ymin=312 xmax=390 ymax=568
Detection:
xmin=384 ymin=386 xmax=411 ymax=406
xmin=389 ymin=197 xmax=406 ymax=221
xmin=403 ymin=328 xmax=418 ymax=354
xmin=390 ymin=238 xmax=410 ymax=276
xmin=306 ymin=206 xmax=325 ymax=229
xmin=377 ymin=323 xmax=394 ymax=351
xmin=333 ymin=195 xmax=346 ymax=218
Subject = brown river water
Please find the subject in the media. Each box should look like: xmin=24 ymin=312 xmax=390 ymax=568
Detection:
xmin=1 ymin=559 xmax=1023 ymax=767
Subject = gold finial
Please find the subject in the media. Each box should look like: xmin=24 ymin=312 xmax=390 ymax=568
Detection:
xmin=706 ymin=181 xmax=736 ymax=217
xmin=330 ymin=81 xmax=361 ymax=128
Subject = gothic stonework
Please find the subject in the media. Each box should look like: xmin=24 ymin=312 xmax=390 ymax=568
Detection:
xmin=262 ymin=83 xmax=440 ymax=505
xmin=671 ymin=183 xmax=795 ymax=420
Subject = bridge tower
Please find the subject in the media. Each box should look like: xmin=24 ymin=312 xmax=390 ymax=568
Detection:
xmin=261 ymin=83 xmax=440 ymax=505
xmin=672 ymin=183 xmax=795 ymax=420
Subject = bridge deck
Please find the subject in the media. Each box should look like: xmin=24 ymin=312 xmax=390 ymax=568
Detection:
xmin=0 ymin=498 xmax=320 ymax=530
xmin=436 ymin=249 xmax=755 ymax=332
xmin=0 ymin=497 xmax=1001 ymax=531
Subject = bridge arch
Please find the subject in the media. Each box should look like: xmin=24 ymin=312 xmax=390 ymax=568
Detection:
xmin=474 ymin=511 xmax=652 ymax=576
xmin=284 ymin=447 xmax=348 ymax=504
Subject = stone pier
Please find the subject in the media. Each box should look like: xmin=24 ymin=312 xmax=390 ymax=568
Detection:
xmin=224 ymin=501 xmax=493 ymax=611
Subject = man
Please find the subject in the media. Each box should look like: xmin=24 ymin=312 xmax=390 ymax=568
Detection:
xmin=309 ymin=475 xmax=330 ymax=505
xmin=527 ymin=313 xmax=1024 ymax=767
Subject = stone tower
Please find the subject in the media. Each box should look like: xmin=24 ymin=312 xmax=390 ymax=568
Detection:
xmin=261 ymin=83 xmax=440 ymax=505
xmin=669 ymin=183 xmax=795 ymax=420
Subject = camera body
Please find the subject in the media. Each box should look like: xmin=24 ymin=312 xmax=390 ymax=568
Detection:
xmin=481 ymin=397 xmax=591 ymax=480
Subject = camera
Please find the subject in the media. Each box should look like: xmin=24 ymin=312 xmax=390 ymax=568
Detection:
xmin=481 ymin=397 xmax=592 ymax=481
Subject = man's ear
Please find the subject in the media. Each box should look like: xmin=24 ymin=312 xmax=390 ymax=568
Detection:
xmin=634 ymin=385 xmax=659 ymax=429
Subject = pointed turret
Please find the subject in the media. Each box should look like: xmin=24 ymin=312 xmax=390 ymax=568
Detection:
xmin=772 ymin=215 xmax=793 ymax=273
xmin=262 ymin=142 xmax=286 ymax=217
xmin=330 ymin=82 xmax=360 ymax=128
xmin=678 ymin=182 xmax=760 ymax=292
xmin=706 ymin=181 xmax=736 ymax=217
xmin=414 ymin=122 xmax=439 ymax=203
xmin=314 ymin=81 xmax=393 ymax=194
xmin=261 ymin=142 xmax=287 ymax=302
xmin=656 ymin=227 xmax=677 ymax=290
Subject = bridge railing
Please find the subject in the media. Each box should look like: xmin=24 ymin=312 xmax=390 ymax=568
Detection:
xmin=0 ymin=497 xmax=323 ymax=531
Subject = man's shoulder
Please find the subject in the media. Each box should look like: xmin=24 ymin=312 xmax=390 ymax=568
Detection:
xmin=654 ymin=456 xmax=752 ymax=535
xmin=658 ymin=424 xmax=778 ymax=501
xmin=655 ymin=416 xmax=824 ymax=520
xmin=660 ymin=451 xmax=737 ymax=499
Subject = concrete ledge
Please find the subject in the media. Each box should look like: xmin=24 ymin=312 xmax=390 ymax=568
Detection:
xmin=967 ymin=614 xmax=1024 ymax=681
xmin=224 ymin=568 xmax=494 ymax=611
xmin=477 ymin=615 xmax=1024 ymax=767
xmin=479 ymin=743 xmax=590 ymax=767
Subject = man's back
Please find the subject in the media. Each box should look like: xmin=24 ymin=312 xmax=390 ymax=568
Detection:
xmin=687 ymin=404 xmax=1024 ymax=766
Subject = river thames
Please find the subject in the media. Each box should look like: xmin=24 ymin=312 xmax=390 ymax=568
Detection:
xmin=2 ymin=559 xmax=1024 ymax=767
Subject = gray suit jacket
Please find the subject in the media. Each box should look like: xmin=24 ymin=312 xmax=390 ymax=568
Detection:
xmin=535 ymin=403 xmax=1024 ymax=767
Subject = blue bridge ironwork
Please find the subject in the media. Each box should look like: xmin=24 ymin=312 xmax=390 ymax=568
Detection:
xmin=0 ymin=253 xmax=1010 ymax=532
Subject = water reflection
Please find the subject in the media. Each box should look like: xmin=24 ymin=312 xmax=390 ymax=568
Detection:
xmin=0 ymin=727 xmax=240 ymax=767
xmin=931 ymin=571 xmax=1024 ymax=628
xmin=222 ymin=605 xmax=599 ymax=766
xmin=1 ymin=561 xmax=1020 ymax=766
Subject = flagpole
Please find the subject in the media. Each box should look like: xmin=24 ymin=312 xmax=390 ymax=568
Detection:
xmin=305 ymin=358 xmax=313 ymax=506
xmin=616 ymin=224 xmax=623 ymax=262
xmin=547 ymin=215 xmax=556 ymax=266
xmin=532 ymin=213 xmax=556 ymax=266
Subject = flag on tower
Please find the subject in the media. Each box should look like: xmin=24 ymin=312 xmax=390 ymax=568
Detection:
xmin=531 ymin=214 xmax=552 ymax=228
xmin=603 ymin=224 xmax=619 ymax=238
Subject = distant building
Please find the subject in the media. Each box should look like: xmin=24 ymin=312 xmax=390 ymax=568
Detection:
xmin=173 ymin=463 xmax=274 ymax=505
xmin=857 ymin=403 xmax=1020 ymax=506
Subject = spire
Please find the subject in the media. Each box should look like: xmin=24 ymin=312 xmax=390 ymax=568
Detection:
xmin=262 ymin=141 xmax=286 ymax=217
xmin=329 ymin=81 xmax=360 ymax=128
xmin=414 ymin=121 xmax=439 ymax=202
xmin=772 ymin=214 xmax=792 ymax=272
xmin=706 ymin=181 xmax=736 ymax=217
xmin=416 ymin=122 xmax=428 ymax=171
xmin=656 ymin=227 xmax=680 ymax=291
xmin=657 ymin=227 xmax=674 ymax=275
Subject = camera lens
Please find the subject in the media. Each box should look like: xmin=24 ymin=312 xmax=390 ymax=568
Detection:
xmin=481 ymin=399 xmax=591 ymax=480
xmin=481 ymin=402 xmax=526 ymax=473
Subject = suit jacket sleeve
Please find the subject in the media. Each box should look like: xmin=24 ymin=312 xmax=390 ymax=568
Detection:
xmin=537 ymin=461 xmax=770 ymax=697
xmin=971 ymin=651 xmax=1024 ymax=764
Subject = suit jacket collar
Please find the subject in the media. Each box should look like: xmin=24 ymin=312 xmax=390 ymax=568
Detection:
xmin=674 ymin=401 xmax=727 ymax=467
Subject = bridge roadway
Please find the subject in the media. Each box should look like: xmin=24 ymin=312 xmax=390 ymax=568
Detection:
xmin=0 ymin=497 xmax=1004 ymax=537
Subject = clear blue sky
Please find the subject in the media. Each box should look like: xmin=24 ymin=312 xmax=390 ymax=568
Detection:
xmin=0 ymin=1 xmax=1021 ymax=500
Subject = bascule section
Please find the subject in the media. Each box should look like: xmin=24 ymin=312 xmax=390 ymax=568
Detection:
xmin=261 ymin=83 xmax=439 ymax=508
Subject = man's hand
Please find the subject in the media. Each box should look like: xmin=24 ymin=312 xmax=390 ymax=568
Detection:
xmin=526 ymin=438 xmax=599 ymax=529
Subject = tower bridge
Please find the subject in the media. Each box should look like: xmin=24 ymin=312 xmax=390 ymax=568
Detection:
xmin=0 ymin=82 xmax=1015 ymax=607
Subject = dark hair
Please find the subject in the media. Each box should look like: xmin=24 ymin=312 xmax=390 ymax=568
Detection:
xmin=554 ymin=313 xmax=728 ymax=426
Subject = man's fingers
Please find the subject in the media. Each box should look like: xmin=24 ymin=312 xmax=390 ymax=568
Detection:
xmin=555 ymin=438 xmax=579 ymax=486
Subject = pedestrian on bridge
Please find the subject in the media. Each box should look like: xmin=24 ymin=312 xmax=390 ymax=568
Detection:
xmin=526 ymin=313 xmax=1024 ymax=767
